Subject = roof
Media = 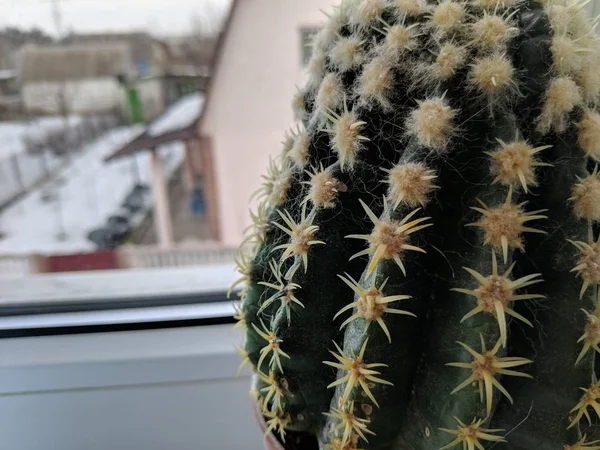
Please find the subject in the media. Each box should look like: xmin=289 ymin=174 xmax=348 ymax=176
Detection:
xmin=163 ymin=36 xmax=217 ymax=69
xmin=0 ymin=69 xmax=16 ymax=80
xmin=148 ymin=93 xmax=205 ymax=137
xmin=197 ymin=0 xmax=241 ymax=130
xmin=105 ymin=92 xmax=205 ymax=161
xmin=20 ymin=44 xmax=134 ymax=83
xmin=104 ymin=0 xmax=240 ymax=160
xmin=66 ymin=32 xmax=155 ymax=66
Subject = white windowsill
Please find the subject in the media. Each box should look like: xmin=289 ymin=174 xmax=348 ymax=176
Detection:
xmin=0 ymin=324 xmax=263 ymax=450
xmin=0 ymin=301 xmax=235 ymax=331
xmin=0 ymin=322 xmax=245 ymax=394
xmin=0 ymin=264 xmax=238 ymax=305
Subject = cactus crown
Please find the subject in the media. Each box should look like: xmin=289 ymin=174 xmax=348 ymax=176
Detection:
xmin=235 ymin=0 xmax=600 ymax=448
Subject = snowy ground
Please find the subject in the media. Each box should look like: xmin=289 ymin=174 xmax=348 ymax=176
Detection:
xmin=0 ymin=116 xmax=82 ymax=159
xmin=0 ymin=148 xmax=62 ymax=207
xmin=0 ymin=116 xmax=84 ymax=206
xmin=0 ymin=126 xmax=183 ymax=255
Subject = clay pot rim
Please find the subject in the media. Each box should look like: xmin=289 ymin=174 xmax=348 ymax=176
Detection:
xmin=253 ymin=393 xmax=287 ymax=450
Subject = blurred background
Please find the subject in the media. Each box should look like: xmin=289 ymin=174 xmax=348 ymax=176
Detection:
xmin=4 ymin=0 xmax=599 ymax=449
xmin=0 ymin=0 xmax=340 ymax=449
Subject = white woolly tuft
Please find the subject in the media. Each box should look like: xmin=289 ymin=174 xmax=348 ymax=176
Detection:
xmin=330 ymin=36 xmax=365 ymax=72
xmin=430 ymin=1 xmax=467 ymax=35
xmin=468 ymin=54 xmax=517 ymax=104
xmin=307 ymin=169 xmax=348 ymax=209
xmin=356 ymin=54 xmax=395 ymax=110
xmin=379 ymin=22 xmax=420 ymax=61
xmin=569 ymin=8 xmax=597 ymax=40
xmin=546 ymin=1 xmax=595 ymax=38
xmin=432 ymin=42 xmax=469 ymax=81
xmin=472 ymin=0 xmax=521 ymax=10
xmin=570 ymin=169 xmax=600 ymax=220
xmin=386 ymin=162 xmax=438 ymax=207
xmin=577 ymin=109 xmax=600 ymax=159
xmin=289 ymin=130 xmax=311 ymax=170
xmin=314 ymin=73 xmax=345 ymax=125
xmin=280 ymin=128 xmax=299 ymax=160
xmin=292 ymin=88 xmax=306 ymax=121
xmin=394 ymin=0 xmax=430 ymax=17
xmin=306 ymin=49 xmax=327 ymax=91
xmin=577 ymin=59 xmax=600 ymax=104
xmin=470 ymin=12 xmax=518 ymax=53
xmin=546 ymin=4 xmax=572 ymax=35
xmin=537 ymin=76 xmax=582 ymax=134
xmin=349 ymin=0 xmax=388 ymax=31
xmin=406 ymin=96 xmax=458 ymax=150
xmin=551 ymin=35 xmax=587 ymax=75
xmin=312 ymin=3 xmax=352 ymax=54
xmin=329 ymin=107 xmax=369 ymax=171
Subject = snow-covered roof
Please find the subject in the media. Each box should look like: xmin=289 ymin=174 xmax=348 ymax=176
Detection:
xmin=148 ymin=92 xmax=205 ymax=137
xmin=0 ymin=69 xmax=17 ymax=80
xmin=105 ymin=92 xmax=205 ymax=161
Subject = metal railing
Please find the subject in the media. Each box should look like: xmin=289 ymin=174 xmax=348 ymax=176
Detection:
xmin=0 ymin=243 xmax=238 ymax=276
xmin=0 ymin=255 xmax=35 ymax=277
xmin=120 ymin=243 xmax=237 ymax=269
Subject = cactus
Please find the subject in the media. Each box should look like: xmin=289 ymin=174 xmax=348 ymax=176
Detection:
xmin=233 ymin=0 xmax=600 ymax=448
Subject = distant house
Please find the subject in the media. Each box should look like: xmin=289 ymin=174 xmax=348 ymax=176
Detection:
xmin=66 ymin=32 xmax=167 ymax=77
xmin=66 ymin=33 xmax=170 ymax=119
xmin=0 ymin=36 xmax=17 ymax=71
xmin=198 ymin=0 xmax=338 ymax=245
xmin=20 ymin=44 xmax=135 ymax=116
xmin=61 ymin=32 xmax=210 ymax=119
xmin=72 ymin=32 xmax=216 ymax=116
xmin=0 ymin=69 xmax=21 ymax=118
xmin=159 ymin=37 xmax=216 ymax=105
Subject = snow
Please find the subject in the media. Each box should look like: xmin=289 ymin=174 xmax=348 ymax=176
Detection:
xmin=0 ymin=69 xmax=16 ymax=80
xmin=148 ymin=92 xmax=204 ymax=137
xmin=0 ymin=121 xmax=69 ymax=207
xmin=0 ymin=116 xmax=125 ymax=208
xmin=0 ymin=123 xmax=30 ymax=158
xmin=0 ymin=115 xmax=82 ymax=158
xmin=0 ymin=126 xmax=184 ymax=255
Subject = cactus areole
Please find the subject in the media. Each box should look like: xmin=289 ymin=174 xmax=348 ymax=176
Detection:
xmin=233 ymin=0 xmax=600 ymax=448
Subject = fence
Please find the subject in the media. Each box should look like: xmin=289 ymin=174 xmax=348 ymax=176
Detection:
xmin=22 ymin=114 xmax=120 ymax=157
xmin=121 ymin=244 xmax=238 ymax=269
xmin=0 ymin=244 xmax=238 ymax=277
xmin=0 ymin=114 xmax=121 ymax=210
xmin=0 ymin=255 xmax=35 ymax=277
xmin=0 ymin=151 xmax=63 ymax=208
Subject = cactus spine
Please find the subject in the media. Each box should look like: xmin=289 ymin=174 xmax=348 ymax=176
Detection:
xmin=234 ymin=0 xmax=600 ymax=448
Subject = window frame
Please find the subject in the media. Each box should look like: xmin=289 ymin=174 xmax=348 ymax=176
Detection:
xmin=299 ymin=26 xmax=321 ymax=67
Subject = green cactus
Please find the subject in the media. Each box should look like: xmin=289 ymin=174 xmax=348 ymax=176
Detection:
xmin=233 ymin=0 xmax=600 ymax=448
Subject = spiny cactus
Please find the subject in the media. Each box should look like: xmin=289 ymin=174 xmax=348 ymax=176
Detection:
xmin=233 ymin=0 xmax=600 ymax=448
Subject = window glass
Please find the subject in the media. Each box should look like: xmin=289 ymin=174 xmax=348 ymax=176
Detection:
xmin=300 ymin=27 xmax=320 ymax=67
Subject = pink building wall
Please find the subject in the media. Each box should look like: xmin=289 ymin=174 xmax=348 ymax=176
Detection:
xmin=200 ymin=0 xmax=338 ymax=245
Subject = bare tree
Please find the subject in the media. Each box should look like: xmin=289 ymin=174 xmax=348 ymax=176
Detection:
xmin=189 ymin=0 xmax=229 ymax=38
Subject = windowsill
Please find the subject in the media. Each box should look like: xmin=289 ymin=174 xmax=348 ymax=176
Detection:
xmin=0 ymin=264 xmax=238 ymax=315
xmin=0 ymin=301 xmax=235 ymax=333
xmin=0 ymin=322 xmax=262 ymax=449
xmin=0 ymin=323 xmax=245 ymax=394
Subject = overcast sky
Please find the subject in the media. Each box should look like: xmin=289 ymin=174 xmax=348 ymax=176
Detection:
xmin=0 ymin=0 xmax=231 ymax=37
